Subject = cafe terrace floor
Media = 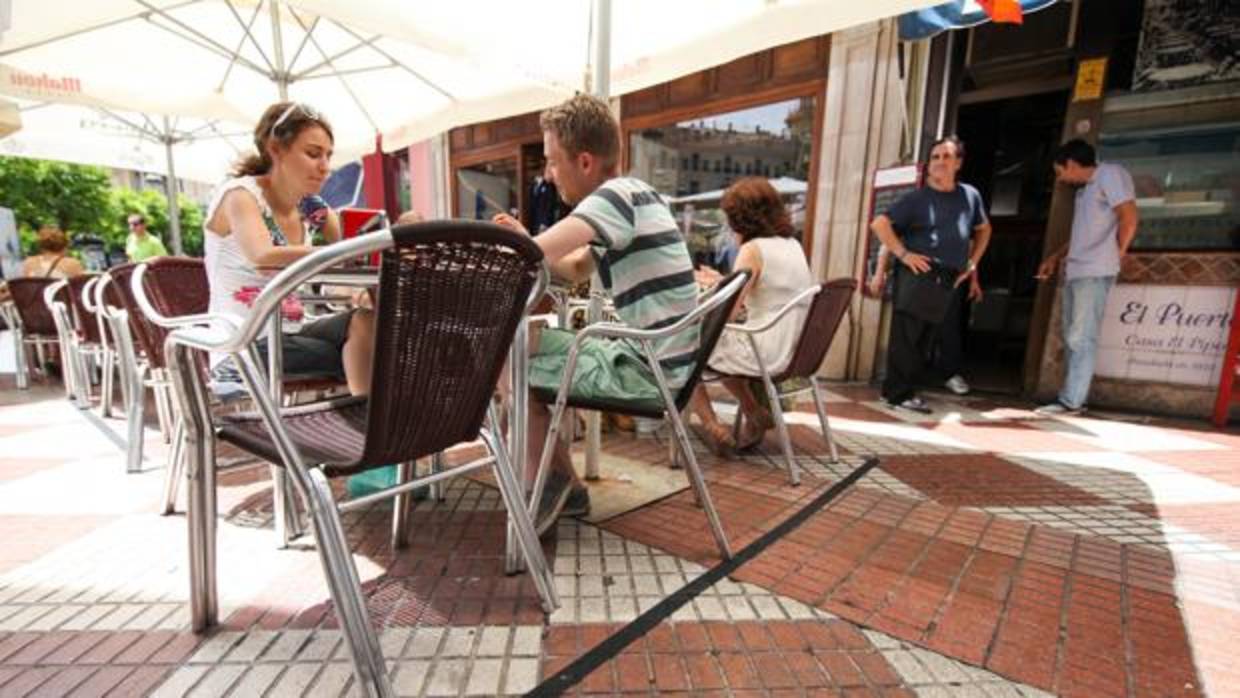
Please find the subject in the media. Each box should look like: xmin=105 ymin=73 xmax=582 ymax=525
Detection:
xmin=0 ymin=376 xmax=1237 ymax=697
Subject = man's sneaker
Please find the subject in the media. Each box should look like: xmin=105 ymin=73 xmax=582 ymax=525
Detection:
xmin=1034 ymin=401 xmax=1084 ymax=416
xmin=563 ymin=485 xmax=591 ymax=518
xmin=534 ymin=471 xmax=572 ymax=537
xmin=944 ymin=374 xmax=970 ymax=395
xmin=892 ymin=396 xmax=932 ymax=415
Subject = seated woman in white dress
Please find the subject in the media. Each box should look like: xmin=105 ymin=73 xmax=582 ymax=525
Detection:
xmin=203 ymin=101 xmax=374 ymax=395
xmin=689 ymin=177 xmax=814 ymax=455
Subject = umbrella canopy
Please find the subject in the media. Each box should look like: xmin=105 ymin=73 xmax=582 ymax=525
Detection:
xmin=0 ymin=0 xmax=574 ymax=164
xmin=0 ymin=99 xmax=247 ymax=185
xmin=0 ymin=0 xmax=940 ymax=163
xmin=670 ymin=175 xmax=809 ymax=206
xmin=0 ymin=98 xmax=254 ymax=253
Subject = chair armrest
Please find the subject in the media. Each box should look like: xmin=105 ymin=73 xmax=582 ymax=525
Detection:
xmin=724 ymin=284 xmax=820 ymax=335
xmin=80 ymin=277 xmax=100 ymax=313
xmin=580 ymin=272 xmax=744 ymax=344
xmin=130 ymin=264 xmax=235 ymax=332
xmin=575 ymin=272 xmax=748 ymax=344
xmin=137 ymin=231 xmax=393 ymax=355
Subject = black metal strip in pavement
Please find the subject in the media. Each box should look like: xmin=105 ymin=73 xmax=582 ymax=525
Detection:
xmin=527 ymin=456 xmax=880 ymax=697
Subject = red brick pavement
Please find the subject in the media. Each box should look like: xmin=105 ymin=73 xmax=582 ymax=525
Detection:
xmin=879 ymin=453 xmax=1107 ymax=507
xmin=603 ymin=465 xmax=1214 ymax=697
xmin=220 ymin=508 xmax=548 ymax=631
xmin=540 ymin=620 xmax=913 ymax=696
xmin=0 ymin=629 xmax=197 ymax=697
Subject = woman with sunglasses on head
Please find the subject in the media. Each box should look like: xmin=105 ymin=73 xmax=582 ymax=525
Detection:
xmin=202 ymin=101 xmax=374 ymax=395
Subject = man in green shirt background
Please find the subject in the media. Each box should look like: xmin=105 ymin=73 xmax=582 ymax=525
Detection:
xmin=125 ymin=214 xmax=168 ymax=262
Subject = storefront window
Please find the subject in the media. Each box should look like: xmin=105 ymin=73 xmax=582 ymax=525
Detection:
xmin=1099 ymin=121 xmax=1240 ymax=251
xmin=628 ymin=97 xmax=815 ymax=269
xmin=456 ymin=158 xmax=518 ymax=220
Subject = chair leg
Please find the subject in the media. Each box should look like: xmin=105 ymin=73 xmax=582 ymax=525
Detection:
xmin=810 ymin=377 xmax=840 ymax=463
xmin=639 ymin=340 xmax=732 ymax=559
xmin=305 ymin=469 xmax=394 ymax=698
xmin=672 ymin=411 xmax=704 ymax=506
xmin=162 ymin=418 xmax=186 ymax=515
xmin=125 ymin=366 xmax=146 ymax=475
xmin=485 ymin=407 xmax=558 ymax=611
xmin=665 ymin=403 xmax=732 ymax=559
xmin=667 ymin=425 xmax=681 ymax=469
xmin=99 ymin=347 xmax=115 ymax=418
xmin=153 ymin=374 xmax=174 ymax=444
xmin=430 ymin=451 xmax=445 ymax=501
xmin=391 ymin=461 xmax=415 ymax=550
xmin=759 ymin=375 xmax=801 ymax=486
xmin=13 ymin=330 xmax=29 ymax=390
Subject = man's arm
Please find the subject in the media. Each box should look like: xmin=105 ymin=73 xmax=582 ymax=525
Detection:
xmin=492 ymin=212 xmax=597 ymax=282
xmin=871 ymin=215 xmax=931 ymax=274
xmin=955 ymin=220 xmax=992 ymax=288
xmin=1036 ymin=241 xmax=1069 ymax=279
xmin=1115 ymin=200 xmax=1139 ymax=259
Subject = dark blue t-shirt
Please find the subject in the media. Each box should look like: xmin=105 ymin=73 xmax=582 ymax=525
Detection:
xmin=884 ymin=183 xmax=987 ymax=271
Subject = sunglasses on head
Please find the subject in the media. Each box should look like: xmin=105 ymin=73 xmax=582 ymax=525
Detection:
xmin=269 ymin=102 xmax=323 ymax=139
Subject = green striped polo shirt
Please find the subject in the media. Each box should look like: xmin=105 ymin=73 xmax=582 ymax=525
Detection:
xmin=571 ymin=177 xmax=700 ymax=386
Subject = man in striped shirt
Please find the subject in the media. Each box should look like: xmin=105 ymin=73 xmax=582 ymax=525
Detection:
xmin=493 ymin=93 xmax=699 ymax=536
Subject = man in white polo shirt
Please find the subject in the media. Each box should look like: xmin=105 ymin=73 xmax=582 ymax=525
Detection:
xmin=1035 ymin=139 xmax=1139 ymax=415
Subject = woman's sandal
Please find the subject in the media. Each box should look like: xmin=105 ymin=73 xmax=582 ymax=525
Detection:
xmin=736 ymin=407 xmax=776 ymax=450
xmin=691 ymin=421 xmax=736 ymax=458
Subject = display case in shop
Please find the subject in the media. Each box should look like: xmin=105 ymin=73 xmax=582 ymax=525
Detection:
xmin=1098 ymin=86 xmax=1240 ymax=252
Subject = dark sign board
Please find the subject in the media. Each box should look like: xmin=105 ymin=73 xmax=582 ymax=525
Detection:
xmin=863 ymin=164 xmax=921 ymax=283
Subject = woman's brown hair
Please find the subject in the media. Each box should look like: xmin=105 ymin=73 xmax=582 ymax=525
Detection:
xmin=720 ymin=177 xmax=794 ymax=243
xmin=36 ymin=225 xmax=68 ymax=254
xmin=231 ymin=101 xmax=334 ymax=177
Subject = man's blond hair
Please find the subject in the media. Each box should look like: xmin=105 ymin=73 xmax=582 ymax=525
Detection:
xmin=540 ymin=93 xmax=619 ymax=168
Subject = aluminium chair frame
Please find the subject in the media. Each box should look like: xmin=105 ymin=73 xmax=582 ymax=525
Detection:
xmin=42 ymin=279 xmax=92 ymax=408
xmin=155 ymin=228 xmax=558 ymax=698
xmin=528 ymin=272 xmax=750 ymax=561
xmin=5 ymin=279 xmax=65 ymax=390
xmin=719 ymin=283 xmax=844 ymax=486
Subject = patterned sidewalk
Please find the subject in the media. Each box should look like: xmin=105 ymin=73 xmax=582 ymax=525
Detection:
xmin=0 ymin=375 xmax=1236 ymax=697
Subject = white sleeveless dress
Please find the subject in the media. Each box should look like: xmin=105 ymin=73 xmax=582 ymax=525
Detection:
xmin=708 ymin=237 xmax=814 ymax=377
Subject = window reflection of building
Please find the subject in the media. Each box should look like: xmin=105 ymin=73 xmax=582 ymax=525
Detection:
xmin=629 ymin=97 xmax=816 ymax=268
xmin=630 ymin=97 xmax=814 ymax=198
xmin=456 ymin=159 xmax=517 ymax=221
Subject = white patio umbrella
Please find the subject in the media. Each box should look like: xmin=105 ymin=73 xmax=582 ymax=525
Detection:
xmin=0 ymin=0 xmax=576 ymax=165
xmin=0 ymin=0 xmax=941 ymax=162
xmin=0 ymin=99 xmax=251 ymax=253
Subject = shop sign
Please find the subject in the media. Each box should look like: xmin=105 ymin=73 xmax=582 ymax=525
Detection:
xmin=1095 ymin=284 xmax=1235 ymax=387
xmin=1073 ymin=58 xmax=1107 ymax=102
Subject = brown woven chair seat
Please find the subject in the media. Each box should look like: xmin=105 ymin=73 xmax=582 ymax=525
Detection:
xmin=219 ymin=396 xmax=369 ymax=476
xmin=6 ymin=278 xmax=63 ymax=337
xmin=529 ymin=386 xmax=666 ymax=419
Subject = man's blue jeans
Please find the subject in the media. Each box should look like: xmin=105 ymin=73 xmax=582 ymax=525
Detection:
xmin=1059 ymin=275 xmax=1115 ymax=409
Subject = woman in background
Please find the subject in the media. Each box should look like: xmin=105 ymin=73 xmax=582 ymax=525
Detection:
xmin=203 ymin=101 xmax=374 ymax=395
xmin=21 ymin=225 xmax=84 ymax=279
xmin=689 ymin=177 xmax=815 ymax=455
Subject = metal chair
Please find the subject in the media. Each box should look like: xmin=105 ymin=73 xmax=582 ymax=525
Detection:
xmin=4 ymin=278 xmax=65 ymax=390
xmin=159 ymin=221 xmax=557 ymax=698
xmin=92 ymin=268 xmax=153 ymax=474
xmin=42 ymin=277 xmax=95 ymax=407
xmin=528 ymin=270 xmax=751 ymax=560
xmin=81 ymin=274 xmax=122 ymax=418
xmin=715 ymin=278 xmax=857 ymax=484
xmin=65 ymin=273 xmax=106 ymax=406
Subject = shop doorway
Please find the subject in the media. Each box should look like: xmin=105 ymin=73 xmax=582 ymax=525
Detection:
xmin=951 ymin=89 xmax=1068 ymax=393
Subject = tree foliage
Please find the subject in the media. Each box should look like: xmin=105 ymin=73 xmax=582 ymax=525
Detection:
xmin=0 ymin=156 xmax=205 ymax=259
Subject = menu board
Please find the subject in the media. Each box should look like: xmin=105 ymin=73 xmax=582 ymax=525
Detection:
xmin=863 ymin=165 xmax=920 ymax=281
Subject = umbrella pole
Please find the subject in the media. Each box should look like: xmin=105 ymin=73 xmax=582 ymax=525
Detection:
xmin=582 ymin=0 xmax=611 ymax=482
xmin=162 ymin=116 xmax=184 ymax=256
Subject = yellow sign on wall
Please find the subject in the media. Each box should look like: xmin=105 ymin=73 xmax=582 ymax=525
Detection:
xmin=1073 ymin=58 xmax=1108 ymax=102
